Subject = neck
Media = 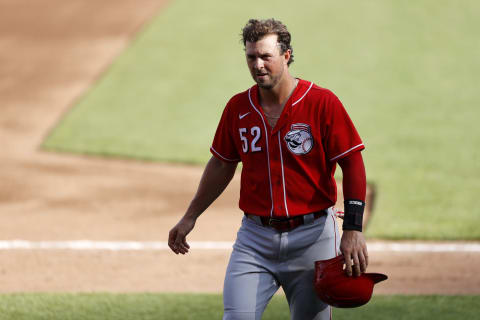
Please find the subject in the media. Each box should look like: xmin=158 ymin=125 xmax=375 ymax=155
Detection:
xmin=258 ymin=73 xmax=297 ymax=107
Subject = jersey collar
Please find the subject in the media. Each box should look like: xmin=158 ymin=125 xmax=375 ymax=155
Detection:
xmin=248 ymin=79 xmax=313 ymax=134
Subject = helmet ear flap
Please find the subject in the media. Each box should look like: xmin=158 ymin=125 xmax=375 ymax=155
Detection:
xmin=314 ymin=255 xmax=344 ymax=282
xmin=314 ymin=255 xmax=388 ymax=308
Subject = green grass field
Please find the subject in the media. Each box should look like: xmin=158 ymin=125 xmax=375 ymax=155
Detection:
xmin=0 ymin=294 xmax=478 ymax=320
xmin=43 ymin=0 xmax=480 ymax=240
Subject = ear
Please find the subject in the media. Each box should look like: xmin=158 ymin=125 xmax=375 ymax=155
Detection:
xmin=283 ymin=49 xmax=291 ymax=66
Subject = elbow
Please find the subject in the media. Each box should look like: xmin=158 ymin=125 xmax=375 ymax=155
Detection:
xmin=210 ymin=155 xmax=238 ymax=173
xmin=338 ymin=151 xmax=365 ymax=174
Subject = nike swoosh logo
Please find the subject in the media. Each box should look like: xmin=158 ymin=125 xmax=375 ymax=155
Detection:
xmin=239 ymin=112 xmax=250 ymax=120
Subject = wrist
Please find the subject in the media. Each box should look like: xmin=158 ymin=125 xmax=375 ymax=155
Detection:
xmin=183 ymin=207 xmax=201 ymax=222
xmin=342 ymin=199 xmax=365 ymax=232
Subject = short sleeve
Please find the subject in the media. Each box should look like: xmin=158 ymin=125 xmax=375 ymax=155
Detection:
xmin=323 ymin=93 xmax=364 ymax=162
xmin=210 ymin=104 xmax=241 ymax=162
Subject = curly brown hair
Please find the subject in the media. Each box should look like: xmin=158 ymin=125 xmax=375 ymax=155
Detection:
xmin=241 ymin=18 xmax=294 ymax=66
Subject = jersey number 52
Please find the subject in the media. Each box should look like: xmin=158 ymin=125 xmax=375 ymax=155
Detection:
xmin=239 ymin=127 xmax=262 ymax=153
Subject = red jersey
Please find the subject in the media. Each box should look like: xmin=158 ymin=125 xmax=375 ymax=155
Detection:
xmin=210 ymin=79 xmax=364 ymax=218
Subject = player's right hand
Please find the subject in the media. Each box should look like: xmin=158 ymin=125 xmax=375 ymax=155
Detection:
xmin=168 ymin=216 xmax=196 ymax=255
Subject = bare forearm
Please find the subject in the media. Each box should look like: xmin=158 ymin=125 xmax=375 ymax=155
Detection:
xmin=185 ymin=156 xmax=238 ymax=220
xmin=168 ymin=156 xmax=237 ymax=255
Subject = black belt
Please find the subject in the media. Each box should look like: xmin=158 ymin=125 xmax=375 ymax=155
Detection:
xmin=245 ymin=210 xmax=327 ymax=232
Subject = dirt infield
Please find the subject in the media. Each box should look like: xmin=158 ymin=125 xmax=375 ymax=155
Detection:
xmin=0 ymin=0 xmax=479 ymax=295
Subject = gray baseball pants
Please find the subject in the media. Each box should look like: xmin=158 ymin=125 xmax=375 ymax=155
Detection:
xmin=223 ymin=208 xmax=340 ymax=320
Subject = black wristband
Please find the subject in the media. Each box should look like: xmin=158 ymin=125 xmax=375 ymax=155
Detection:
xmin=342 ymin=199 xmax=365 ymax=232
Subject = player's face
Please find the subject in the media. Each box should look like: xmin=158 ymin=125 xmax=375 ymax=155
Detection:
xmin=245 ymin=34 xmax=290 ymax=90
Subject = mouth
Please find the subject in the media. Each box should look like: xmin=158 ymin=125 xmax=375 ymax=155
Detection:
xmin=256 ymin=72 xmax=269 ymax=79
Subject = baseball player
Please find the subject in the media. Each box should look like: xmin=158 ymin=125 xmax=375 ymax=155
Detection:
xmin=168 ymin=18 xmax=368 ymax=320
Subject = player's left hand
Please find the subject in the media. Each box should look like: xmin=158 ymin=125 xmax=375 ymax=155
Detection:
xmin=340 ymin=230 xmax=368 ymax=277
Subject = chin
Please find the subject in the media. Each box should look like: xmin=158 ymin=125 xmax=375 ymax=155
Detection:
xmin=255 ymin=77 xmax=274 ymax=89
xmin=257 ymin=82 xmax=274 ymax=89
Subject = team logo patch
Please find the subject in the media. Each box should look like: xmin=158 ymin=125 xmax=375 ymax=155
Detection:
xmin=284 ymin=123 xmax=314 ymax=155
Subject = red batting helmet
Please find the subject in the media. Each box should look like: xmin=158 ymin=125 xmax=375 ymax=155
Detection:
xmin=314 ymin=255 xmax=387 ymax=308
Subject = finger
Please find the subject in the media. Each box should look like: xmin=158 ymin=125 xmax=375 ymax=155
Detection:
xmin=358 ymin=250 xmax=367 ymax=273
xmin=170 ymin=230 xmax=183 ymax=255
xmin=343 ymin=253 xmax=353 ymax=276
xmin=168 ymin=229 xmax=177 ymax=251
xmin=364 ymin=248 xmax=369 ymax=268
xmin=178 ymin=242 xmax=189 ymax=254
xmin=182 ymin=237 xmax=190 ymax=249
xmin=177 ymin=245 xmax=187 ymax=255
xmin=352 ymin=253 xmax=361 ymax=277
xmin=174 ymin=233 xmax=186 ymax=253
xmin=168 ymin=229 xmax=175 ymax=244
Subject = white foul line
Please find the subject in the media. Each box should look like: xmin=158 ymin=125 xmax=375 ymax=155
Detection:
xmin=0 ymin=240 xmax=479 ymax=252
xmin=368 ymin=242 xmax=480 ymax=252
xmin=0 ymin=240 xmax=232 ymax=251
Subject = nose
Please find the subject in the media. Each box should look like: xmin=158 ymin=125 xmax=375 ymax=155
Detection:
xmin=253 ymin=58 xmax=264 ymax=70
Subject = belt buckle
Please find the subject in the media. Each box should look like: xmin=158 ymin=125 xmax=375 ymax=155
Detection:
xmin=268 ymin=217 xmax=292 ymax=231
xmin=268 ymin=217 xmax=284 ymax=227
